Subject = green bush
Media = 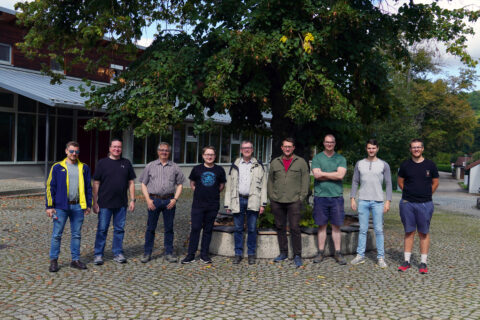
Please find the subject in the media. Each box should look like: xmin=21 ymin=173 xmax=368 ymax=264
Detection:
xmin=258 ymin=202 xmax=317 ymax=229
xmin=437 ymin=163 xmax=452 ymax=172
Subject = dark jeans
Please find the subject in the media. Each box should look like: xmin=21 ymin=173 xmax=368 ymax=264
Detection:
xmin=49 ymin=204 xmax=84 ymax=260
xmin=233 ymin=197 xmax=259 ymax=256
xmin=187 ymin=207 xmax=218 ymax=256
xmin=94 ymin=207 xmax=127 ymax=256
xmin=144 ymin=198 xmax=176 ymax=255
xmin=271 ymin=200 xmax=302 ymax=257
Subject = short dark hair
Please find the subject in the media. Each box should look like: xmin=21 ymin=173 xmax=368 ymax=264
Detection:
xmin=110 ymin=138 xmax=122 ymax=147
xmin=282 ymin=137 xmax=295 ymax=146
xmin=366 ymin=139 xmax=378 ymax=147
xmin=410 ymin=138 xmax=424 ymax=148
xmin=66 ymin=141 xmax=79 ymax=149
xmin=202 ymin=145 xmax=216 ymax=155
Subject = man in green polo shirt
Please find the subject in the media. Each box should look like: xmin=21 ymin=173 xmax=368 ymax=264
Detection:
xmin=311 ymin=134 xmax=347 ymax=265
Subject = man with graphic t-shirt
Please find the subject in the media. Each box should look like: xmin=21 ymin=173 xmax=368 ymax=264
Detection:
xmin=92 ymin=139 xmax=136 ymax=265
xmin=181 ymin=146 xmax=226 ymax=264
xmin=267 ymin=137 xmax=310 ymax=268
xmin=397 ymin=138 xmax=439 ymax=274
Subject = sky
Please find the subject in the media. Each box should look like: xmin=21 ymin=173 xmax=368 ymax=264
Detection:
xmin=1 ymin=0 xmax=480 ymax=89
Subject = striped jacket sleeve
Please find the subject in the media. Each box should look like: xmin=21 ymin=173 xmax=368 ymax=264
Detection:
xmin=45 ymin=164 xmax=57 ymax=208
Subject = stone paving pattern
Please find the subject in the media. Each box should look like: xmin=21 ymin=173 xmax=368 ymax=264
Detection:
xmin=1 ymin=187 xmax=480 ymax=319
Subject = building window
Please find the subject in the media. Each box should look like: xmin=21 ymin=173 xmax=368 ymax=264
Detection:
xmin=0 ymin=43 xmax=11 ymax=64
xmin=133 ymin=136 xmax=146 ymax=164
xmin=37 ymin=114 xmax=55 ymax=162
xmin=109 ymin=64 xmax=124 ymax=84
xmin=17 ymin=114 xmax=36 ymax=161
xmin=56 ymin=117 xmax=74 ymax=161
xmin=220 ymin=128 xmax=231 ymax=163
xmin=173 ymin=125 xmax=185 ymax=164
xmin=185 ymin=125 xmax=198 ymax=164
xmin=146 ymin=134 xmax=160 ymax=163
xmin=51 ymin=58 xmax=64 ymax=74
xmin=0 ymin=112 xmax=14 ymax=161
xmin=18 ymin=95 xmax=37 ymax=113
xmin=0 ymin=91 xmax=14 ymax=108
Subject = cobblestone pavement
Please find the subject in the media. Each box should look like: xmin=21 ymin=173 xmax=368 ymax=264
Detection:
xmin=1 ymin=187 xmax=479 ymax=320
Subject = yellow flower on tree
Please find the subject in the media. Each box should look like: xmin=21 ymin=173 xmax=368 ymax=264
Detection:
xmin=304 ymin=33 xmax=314 ymax=43
xmin=280 ymin=35 xmax=288 ymax=43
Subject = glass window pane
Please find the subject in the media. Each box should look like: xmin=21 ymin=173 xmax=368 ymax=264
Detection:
xmin=186 ymin=141 xmax=197 ymax=164
xmin=147 ymin=134 xmax=160 ymax=163
xmin=56 ymin=117 xmax=73 ymax=161
xmin=0 ymin=112 xmax=14 ymax=161
xmin=133 ymin=136 xmax=146 ymax=164
xmin=0 ymin=91 xmax=14 ymax=108
xmin=198 ymin=133 xmax=207 ymax=163
xmin=37 ymin=115 xmax=55 ymax=162
xmin=57 ymin=108 xmax=73 ymax=116
xmin=173 ymin=125 xmax=185 ymax=164
xmin=0 ymin=43 xmax=11 ymax=63
xmin=17 ymin=114 xmax=36 ymax=161
xmin=231 ymin=143 xmax=240 ymax=161
xmin=210 ymin=131 xmax=220 ymax=159
xmin=38 ymin=103 xmax=49 ymax=114
xmin=18 ymin=95 xmax=36 ymax=112
xmin=220 ymin=129 xmax=230 ymax=163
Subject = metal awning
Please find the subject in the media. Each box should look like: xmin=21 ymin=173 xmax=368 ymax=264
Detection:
xmin=0 ymin=64 xmax=105 ymax=107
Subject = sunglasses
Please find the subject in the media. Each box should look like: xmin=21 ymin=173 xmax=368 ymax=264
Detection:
xmin=68 ymin=150 xmax=80 ymax=154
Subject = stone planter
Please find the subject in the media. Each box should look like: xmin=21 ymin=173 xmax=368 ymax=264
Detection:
xmin=210 ymin=224 xmax=376 ymax=258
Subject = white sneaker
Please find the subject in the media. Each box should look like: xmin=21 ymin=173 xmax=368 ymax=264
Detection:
xmin=350 ymin=254 xmax=365 ymax=265
xmin=113 ymin=254 xmax=127 ymax=263
xmin=378 ymin=258 xmax=388 ymax=268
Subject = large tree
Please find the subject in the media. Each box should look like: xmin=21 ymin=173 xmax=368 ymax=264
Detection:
xmin=16 ymin=0 xmax=480 ymax=159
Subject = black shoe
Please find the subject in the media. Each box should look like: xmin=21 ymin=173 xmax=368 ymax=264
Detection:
xmin=248 ymin=255 xmax=256 ymax=265
xmin=200 ymin=255 xmax=212 ymax=264
xmin=49 ymin=259 xmax=59 ymax=272
xmin=334 ymin=251 xmax=347 ymax=265
xmin=233 ymin=255 xmax=242 ymax=264
xmin=70 ymin=260 xmax=87 ymax=270
xmin=181 ymin=254 xmax=195 ymax=264
xmin=313 ymin=251 xmax=325 ymax=264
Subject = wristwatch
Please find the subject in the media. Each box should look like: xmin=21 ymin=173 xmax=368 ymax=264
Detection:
xmin=131 ymin=199 xmax=136 ymax=202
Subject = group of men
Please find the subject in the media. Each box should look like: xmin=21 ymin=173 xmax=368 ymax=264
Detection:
xmin=45 ymin=134 xmax=438 ymax=274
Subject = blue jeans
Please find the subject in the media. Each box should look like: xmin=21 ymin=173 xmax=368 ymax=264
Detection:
xmin=233 ymin=197 xmax=259 ymax=256
xmin=187 ymin=207 xmax=218 ymax=256
xmin=144 ymin=198 xmax=176 ymax=255
xmin=357 ymin=200 xmax=385 ymax=259
xmin=49 ymin=204 xmax=84 ymax=261
xmin=94 ymin=207 xmax=127 ymax=256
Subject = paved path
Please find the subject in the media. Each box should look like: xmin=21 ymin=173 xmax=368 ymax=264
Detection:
xmin=1 ymin=187 xmax=479 ymax=319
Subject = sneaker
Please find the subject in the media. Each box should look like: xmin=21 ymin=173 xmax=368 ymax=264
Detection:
xmin=93 ymin=255 xmax=104 ymax=265
xmin=140 ymin=253 xmax=152 ymax=263
xmin=350 ymin=254 xmax=365 ymax=265
xmin=419 ymin=263 xmax=428 ymax=274
xmin=293 ymin=255 xmax=303 ymax=268
xmin=181 ymin=254 xmax=195 ymax=264
xmin=398 ymin=261 xmax=411 ymax=272
xmin=233 ymin=255 xmax=242 ymax=265
xmin=334 ymin=251 xmax=347 ymax=265
xmin=164 ymin=254 xmax=178 ymax=263
xmin=312 ymin=251 xmax=325 ymax=264
xmin=248 ymin=255 xmax=256 ymax=265
xmin=113 ymin=254 xmax=127 ymax=264
xmin=273 ymin=253 xmax=288 ymax=262
xmin=378 ymin=258 xmax=388 ymax=269
xmin=200 ymin=255 xmax=212 ymax=264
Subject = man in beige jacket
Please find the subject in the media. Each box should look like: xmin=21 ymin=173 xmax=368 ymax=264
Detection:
xmin=224 ymin=140 xmax=268 ymax=265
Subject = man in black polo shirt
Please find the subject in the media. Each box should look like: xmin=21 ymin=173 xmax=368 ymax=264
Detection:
xmin=397 ymin=138 xmax=439 ymax=274
xmin=93 ymin=139 xmax=136 ymax=265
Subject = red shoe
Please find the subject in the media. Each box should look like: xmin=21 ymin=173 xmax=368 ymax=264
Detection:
xmin=398 ymin=261 xmax=411 ymax=272
xmin=419 ymin=263 xmax=428 ymax=274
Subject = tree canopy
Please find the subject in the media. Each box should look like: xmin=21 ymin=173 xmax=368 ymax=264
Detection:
xmin=16 ymin=0 xmax=480 ymax=158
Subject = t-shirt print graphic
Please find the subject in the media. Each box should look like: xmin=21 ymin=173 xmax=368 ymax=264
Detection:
xmin=201 ymin=172 xmax=216 ymax=187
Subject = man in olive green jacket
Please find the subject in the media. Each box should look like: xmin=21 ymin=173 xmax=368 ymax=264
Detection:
xmin=267 ymin=137 xmax=310 ymax=267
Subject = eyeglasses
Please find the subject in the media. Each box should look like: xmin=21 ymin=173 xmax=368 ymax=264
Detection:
xmin=282 ymin=146 xmax=294 ymax=149
xmin=411 ymin=147 xmax=423 ymax=150
xmin=203 ymin=154 xmax=216 ymax=157
xmin=241 ymin=147 xmax=253 ymax=150
xmin=157 ymin=149 xmax=170 ymax=152
xmin=324 ymin=141 xmax=335 ymax=144
xmin=68 ymin=150 xmax=80 ymax=154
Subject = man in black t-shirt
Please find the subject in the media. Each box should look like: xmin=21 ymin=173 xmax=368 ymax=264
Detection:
xmin=181 ymin=146 xmax=226 ymax=264
xmin=93 ymin=139 xmax=136 ymax=265
xmin=397 ymin=139 xmax=439 ymax=274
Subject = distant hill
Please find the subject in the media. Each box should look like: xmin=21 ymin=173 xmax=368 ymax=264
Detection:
xmin=467 ymin=91 xmax=480 ymax=117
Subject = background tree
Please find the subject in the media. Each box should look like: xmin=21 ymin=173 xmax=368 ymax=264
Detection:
xmin=16 ymin=0 xmax=480 ymax=160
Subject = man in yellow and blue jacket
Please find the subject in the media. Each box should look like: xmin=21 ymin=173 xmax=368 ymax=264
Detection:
xmin=45 ymin=141 xmax=92 ymax=272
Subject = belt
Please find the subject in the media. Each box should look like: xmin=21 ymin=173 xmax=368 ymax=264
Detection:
xmin=239 ymin=194 xmax=249 ymax=198
xmin=68 ymin=200 xmax=79 ymax=204
xmin=149 ymin=193 xmax=174 ymax=200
